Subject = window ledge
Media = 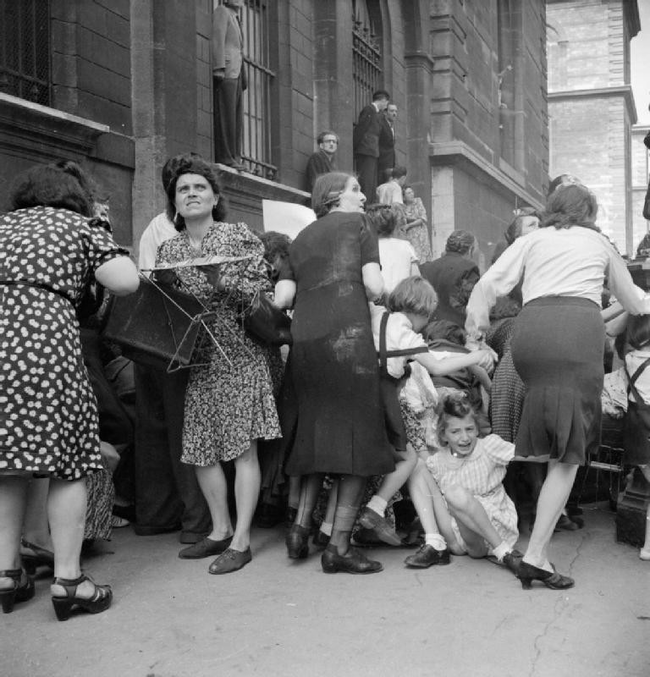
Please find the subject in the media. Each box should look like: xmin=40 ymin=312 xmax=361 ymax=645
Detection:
xmin=0 ymin=93 xmax=109 ymax=157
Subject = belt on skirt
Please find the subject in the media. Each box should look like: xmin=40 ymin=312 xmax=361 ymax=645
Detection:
xmin=0 ymin=279 xmax=75 ymax=306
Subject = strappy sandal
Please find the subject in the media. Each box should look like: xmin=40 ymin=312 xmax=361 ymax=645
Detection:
xmin=51 ymin=574 xmax=113 ymax=622
xmin=0 ymin=568 xmax=35 ymax=614
xmin=20 ymin=538 xmax=55 ymax=574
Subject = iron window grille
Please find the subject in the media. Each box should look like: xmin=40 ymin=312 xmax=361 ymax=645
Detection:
xmin=0 ymin=0 xmax=51 ymax=106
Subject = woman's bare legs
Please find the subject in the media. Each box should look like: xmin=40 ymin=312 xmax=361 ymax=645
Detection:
xmin=230 ymin=442 xmax=260 ymax=551
xmin=22 ymin=477 xmax=53 ymax=550
xmin=48 ymin=476 xmax=102 ymax=600
xmin=0 ymin=476 xmax=29 ymax=588
xmin=195 ymin=465 xmax=233 ymax=541
xmin=523 ymin=460 xmax=578 ymax=571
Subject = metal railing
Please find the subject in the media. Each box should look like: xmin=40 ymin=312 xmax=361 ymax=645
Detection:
xmin=241 ymin=0 xmax=277 ymax=180
xmin=352 ymin=16 xmax=382 ymax=120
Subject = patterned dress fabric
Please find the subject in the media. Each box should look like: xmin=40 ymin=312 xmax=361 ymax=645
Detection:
xmin=0 ymin=206 xmax=127 ymax=479
xmin=403 ymin=197 xmax=434 ymax=263
xmin=155 ymin=222 xmax=281 ymax=466
xmin=426 ymin=435 xmax=519 ymax=548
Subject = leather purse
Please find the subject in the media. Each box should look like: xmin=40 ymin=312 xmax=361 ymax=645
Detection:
xmin=239 ymin=290 xmax=292 ymax=346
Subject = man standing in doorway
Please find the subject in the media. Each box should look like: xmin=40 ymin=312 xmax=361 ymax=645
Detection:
xmin=377 ymin=102 xmax=397 ymax=186
xmin=305 ymin=131 xmax=339 ymax=192
xmin=353 ymin=89 xmax=390 ymax=201
xmin=212 ymin=0 xmax=247 ymax=170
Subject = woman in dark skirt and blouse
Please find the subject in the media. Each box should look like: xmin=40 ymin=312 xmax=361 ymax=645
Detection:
xmin=275 ymin=172 xmax=394 ymax=574
xmin=466 ymin=181 xmax=650 ymax=589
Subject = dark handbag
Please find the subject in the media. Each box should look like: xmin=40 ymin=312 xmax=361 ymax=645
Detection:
xmin=623 ymin=357 xmax=650 ymax=465
xmin=239 ymin=290 xmax=292 ymax=346
xmin=102 ymin=276 xmax=207 ymax=371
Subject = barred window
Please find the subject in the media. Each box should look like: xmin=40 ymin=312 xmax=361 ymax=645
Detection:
xmin=0 ymin=0 xmax=51 ymax=106
xmin=352 ymin=0 xmax=382 ymax=116
xmin=241 ymin=0 xmax=276 ymax=179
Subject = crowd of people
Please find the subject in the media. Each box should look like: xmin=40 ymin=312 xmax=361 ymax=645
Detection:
xmin=2 ymin=152 xmax=650 ymax=624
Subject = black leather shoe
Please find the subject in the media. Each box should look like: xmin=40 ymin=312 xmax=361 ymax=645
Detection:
xmin=404 ymin=544 xmax=451 ymax=568
xmin=179 ymin=531 xmax=210 ymax=545
xmin=208 ymin=547 xmax=252 ymax=574
xmin=286 ymin=525 xmax=310 ymax=559
xmin=312 ymin=530 xmax=330 ymax=549
xmin=502 ymin=549 xmax=524 ymax=576
xmin=358 ymin=507 xmax=402 ymax=546
xmin=178 ymin=536 xmax=233 ymax=560
xmin=517 ymin=561 xmax=574 ymax=590
xmin=321 ymin=546 xmax=383 ymax=574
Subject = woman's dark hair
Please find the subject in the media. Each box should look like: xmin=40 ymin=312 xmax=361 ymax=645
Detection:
xmin=164 ymin=156 xmax=228 ymax=231
xmin=504 ymin=208 xmax=540 ymax=245
xmin=10 ymin=163 xmax=95 ymax=216
xmin=436 ymin=391 xmax=479 ymax=446
xmin=626 ymin=314 xmax=650 ymax=351
xmin=541 ymin=183 xmax=598 ymax=231
xmin=258 ymin=230 xmax=292 ymax=282
xmin=365 ymin=203 xmax=398 ymax=237
xmin=311 ymin=172 xmax=355 ymax=217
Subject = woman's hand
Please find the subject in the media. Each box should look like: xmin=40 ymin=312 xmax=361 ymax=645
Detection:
xmin=475 ymin=349 xmax=496 ymax=374
xmin=202 ymin=263 xmax=224 ymax=290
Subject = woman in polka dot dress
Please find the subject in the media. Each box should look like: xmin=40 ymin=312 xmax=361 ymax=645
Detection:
xmin=0 ymin=162 xmax=139 ymax=619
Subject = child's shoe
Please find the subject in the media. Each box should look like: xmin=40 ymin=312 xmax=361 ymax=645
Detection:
xmin=639 ymin=547 xmax=650 ymax=561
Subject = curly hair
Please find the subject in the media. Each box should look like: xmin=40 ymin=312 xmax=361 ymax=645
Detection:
xmin=445 ymin=230 xmax=476 ymax=255
xmin=387 ymin=276 xmax=438 ymax=319
xmin=435 ymin=391 xmax=480 ymax=446
xmin=365 ymin=203 xmax=402 ymax=237
xmin=164 ymin=156 xmax=228 ymax=231
xmin=10 ymin=163 xmax=95 ymax=217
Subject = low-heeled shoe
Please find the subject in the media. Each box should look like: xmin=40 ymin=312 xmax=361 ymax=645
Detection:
xmin=178 ymin=536 xmax=233 ymax=560
xmin=286 ymin=525 xmax=310 ymax=559
xmin=404 ymin=544 xmax=451 ymax=568
xmin=358 ymin=507 xmax=402 ymax=546
xmin=321 ymin=546 xmax=383 ymax=574
xmin=208 ymin=547 xmax=252 ymax=574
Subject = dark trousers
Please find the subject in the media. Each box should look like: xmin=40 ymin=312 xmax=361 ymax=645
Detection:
xmin=214 ymin=76 xmax=243 ymax=166
xmin=355 ymin=154 xmax=378 ymax=202
xmin=134 ymin=364 xmax=210 ymax=537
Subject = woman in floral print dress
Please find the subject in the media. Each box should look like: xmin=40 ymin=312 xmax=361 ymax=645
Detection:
xmin=155 ymin=156 xmax=280 ymax=574
xmin=0 ymin=162 xmax=139 ymax=618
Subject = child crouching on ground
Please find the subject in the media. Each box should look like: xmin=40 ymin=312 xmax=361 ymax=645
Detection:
xmin=405 ymin=391 xmax=538 ymax=574
xmin=359 ymin=276 xmax=495 ymax=545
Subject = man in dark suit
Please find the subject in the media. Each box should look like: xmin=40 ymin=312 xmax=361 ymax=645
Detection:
xmin=305 ymin=130 xmax=339 ymax=192
xmin=377 ymin=102 xmax=397 ymax=185
xmin=353 ymin=89 xmax=390 ymax=201
xmin=212 ymin=0 xmax=247 ymax=170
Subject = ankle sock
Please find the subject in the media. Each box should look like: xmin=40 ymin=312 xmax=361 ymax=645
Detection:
xmin=320 ymin=521 xmax=333 ymax=536
xmin=490 ymin=541 xmax=511 ymax=562
xmin=366 ymin=495 xmax=388 ymax=517
xmin=425 ymin=533 xmax=447 ymax=551
xmin=640 ymin=547 xmax=650 ymax=561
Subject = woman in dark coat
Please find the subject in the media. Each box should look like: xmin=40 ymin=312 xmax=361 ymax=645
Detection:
xmin=275 ymin=172 xmax=394 ymax=574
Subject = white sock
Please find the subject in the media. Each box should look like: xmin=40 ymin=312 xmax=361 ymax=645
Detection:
xmin=320 ymin=521 xmax=333 ymax=536
xmin=490 ymin=541 xmax=511 ymax=562
xmin=366 ymin=495 xmax=388 ymax=516
xmin=425 ymin=533 xmax=447 ymax=551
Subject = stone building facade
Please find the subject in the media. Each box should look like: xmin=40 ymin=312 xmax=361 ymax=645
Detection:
xmin=0 ymin=0 xmax=549 ymax=263
xmin=631 ymin=125 xmax=650 ymax=251
xmin=547 ymin=0 xmax=641 ymax=254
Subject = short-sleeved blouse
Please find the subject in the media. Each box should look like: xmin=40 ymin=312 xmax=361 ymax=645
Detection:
xmin=0 ymin=206 xmax=128 ymax=479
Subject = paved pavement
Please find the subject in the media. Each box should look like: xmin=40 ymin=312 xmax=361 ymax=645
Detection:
xmin=3 ymin=502 xmax=650 ymax=677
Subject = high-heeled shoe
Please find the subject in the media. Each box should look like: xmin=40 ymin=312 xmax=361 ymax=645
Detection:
xmin=286 ymin=525 xmax=310 ymax=559
xmin=51 ymin=574 xmax=112 ymax=622
xmin=20 ymin=538 xmax=55 ymax=574
xmin=0 ymin=568 xmax=35 ymax=614
xmin=517 ymin=561 xmax=574 ymax=590
xmin=321 ymin=546 xmax=383 ymax=574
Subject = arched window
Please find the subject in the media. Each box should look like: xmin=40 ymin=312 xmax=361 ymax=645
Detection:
xmin=352 ymin=0 xmax=382 ymax=115
xmin=0 ymin=0 xmax=51 ymax=106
